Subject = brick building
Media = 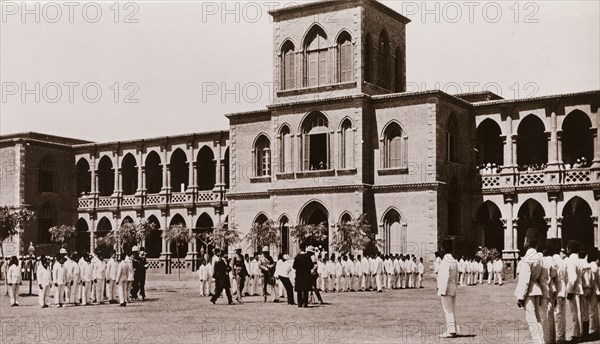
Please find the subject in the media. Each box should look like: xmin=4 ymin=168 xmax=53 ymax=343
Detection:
xmin=1 ymin=0 xmax=598 ymax=275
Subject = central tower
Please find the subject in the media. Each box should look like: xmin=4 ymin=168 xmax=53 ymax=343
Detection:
xmin=269 ymin=0 xmax=410 ymax=104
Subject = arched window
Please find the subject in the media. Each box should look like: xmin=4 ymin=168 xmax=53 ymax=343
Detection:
xmin=304 ymin=26 xmax=328 ymax=87
xmin=197 ymin=146 xmax=216 ymax=191
xmin=364 ymin=34 xmax=373 ymax=83
xmin=278 ymin=125 xmax=292 ymax=173
xmin=38 ymin=203 xmax=57 ymax=244
xmin=562 ymin=110 xmax=593 ymax=166
xmin=170 ymin=149 xmax=188 ymax=192
xmin=281 ymin=41 xmax=296 ymax=90
xmin=75 ymin=218 xmax=90 ymax=253
xmin=254 ymin=135 xmax=271 ymax=177
xmin=145 ymin=151 xmax=162 ymax=194
xmin=383 ymin=209 xmax=405 ymax=254
xmin=340 ymin=119 xmax=354 ymax=169
xmin=337 ymin=31 xmax=353 ymax=83
xmin=145 ymin=215 xmax=162 ymax=258
xmin=121 ymin=154 xmax=138 ymax=195
xmin=301 ymin=111 xmax=330 ymax=171
xmin=447 ymin=115 xmax=459 ymax=163
xmin=96 ymin=217 xmax=112 ymax=242
xmin=447 ymin=179 xmax=461 ymax=236
xmin=76 ymin=158 xmax=91 ymax=195
xmin=97 ymin=156 xmax=115 ymax=196
xmin=394 ymin=47 xmax=404 ymax=92
xmin=39 ymin=156 xmax=57 ymax=192
xmin=383 ymin=122 xmax=406 ymax=169
xmin=169 ymin=214 xmax=188 ymax=259
xmin=377 ymin=31 xmax=390 ymax=89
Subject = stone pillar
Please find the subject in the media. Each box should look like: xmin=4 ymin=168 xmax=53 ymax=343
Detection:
xmin=548 ymin=110 xmax=559 ymax=166
xmin=504 ymin=115 xmax=514 ymax=168
xmin=511 ymin=135 xmax=518 ymax=168
xmin=188 ymin=161 xmax=197 ymax=191
xmin=593 ymin=107 xmax=600 ymax=168
xmin=594 ymin=216 xmax=599 ymax=249
xmin=549 ymin=195 xmax=558 ymax=238
xmin=90 ymin=215 xmax=96 ymax=254
xmin=557 ymin=217 xmax=563 ymax=242
xmin=91 ymin=156 xmax=97 ymax=195
xmin=557 ymin=130 xmax=564 ymax=165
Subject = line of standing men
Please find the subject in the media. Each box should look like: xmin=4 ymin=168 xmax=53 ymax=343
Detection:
xmin=515 ymin=228 xmax=600 ymax=343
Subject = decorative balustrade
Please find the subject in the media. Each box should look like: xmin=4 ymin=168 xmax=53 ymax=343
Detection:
xmin=121 ymin=195 xmax=139 ymax=207
xmin=97 ymin=196 xmax=117 ymax=208
xmin=478 ymin=167 xmax=595 ymax=191
xmin=563 ymin=169 xmax=591 ymax=184
xmin=78 ymin=190 xmax=223 ymax=209
xmin=197 ymin=190 xmax=216 ymax=202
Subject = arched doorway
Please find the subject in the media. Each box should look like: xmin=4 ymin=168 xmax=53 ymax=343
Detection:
xmin=76 ymin=158 xmax=91 ymax=196
xmin=121 ymin=154 xmax=138 ymax=195
xmin=517 ymin=115 xmax=547 ymax=169
xmin=383 ymin=209 xmax=405 ymax=255
xmin=562 ymin=110 xmax=593 ymax=167
xmin=197 ymin=146 xmax=216 ymax=191
xmin=75 ymin=218 xmax=90 ymax=253
xmin=97 ymin=156 xmax=115 ymax=196
xmin=562 ymin=197 xmax=594 ymax=250
xmin=298 ymin=201 xmax=329 ymax=249
xmin=517 ymin=199 xmax=548 ymax=253
xmin=170 ymin=149 xmax=188 ymax=193
xmin=195 ymin=213 xmax=214 ymax=256
xmin=145 ymin=215 xmax=162 ymax=259
xmin=169 ymin=214 xmax=188 ymax=258
xmin=476 ymin=119 xmax=503 ymax=167
xmin=279 ymin=216 xmax=290 ymax=254
xmin=475 ymin=201 xmax=504 ymax=251
xmin=145 ymin=151 xmax=162 ymax=194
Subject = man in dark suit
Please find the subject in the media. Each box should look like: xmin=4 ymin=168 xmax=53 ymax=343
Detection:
xmin=210 ymin=248 xmax=233 ymax=305
xmin=293 ymin=243 xmax=313 ymax=308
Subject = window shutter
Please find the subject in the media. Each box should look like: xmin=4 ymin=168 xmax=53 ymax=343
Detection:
xmin=308 ymin=52 xmax=318 ymax=87
xmin=303 ymin=135 xmax=310 ymax=170
xmin=318 ymin=50 xmax=327 ymax=86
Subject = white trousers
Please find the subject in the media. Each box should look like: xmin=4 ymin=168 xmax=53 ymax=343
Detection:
xmin=69 ymin=279 xmax=79 ymax=304
xmin=555 ymin=296 xmax=566 ymax=341
xmin=81 ymin=281 xmax=91 ymax=305
xmin=375 ymin=273 xmax=383 ymax=291
xmin=54 ymin=284 xmax=65 ymax=305
xmin=117 ymin=281 xmax=128 ymax=304
xmin=568 ymin=295 xmax=582 ymax=339
xmin=523 ymin=296 xmax=543 ymax=344
xmin=95 ymin=279 xmax=105 ymax=303
xmin=106 ymin=279 xmax=116 ymax=301
xmin=495 ymin=271 xmax=503 ymax=285
xmin=8 ymin=283 xmax=18 ymax=305
xmin=441 ymin=295 xmax=457 ymax=335
xmin=540 ymin=297 xmax=555 ymax=344
xmin=589 ymin=293 xmax=599 ymax=334
xmin=199 ymin=280 xmax=208 ymax=296
xmin=38 ymin=285 xmax=50 ymax=306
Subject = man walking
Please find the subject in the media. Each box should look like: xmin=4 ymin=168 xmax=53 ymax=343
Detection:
xmin=437 ymin=240 xmax=458 ymax=338
xmin=293 ymin=243 xmax=313 ymax=308
xmin=210 ymin=248 xmax=233 ymax=305
xmin=566 ymin=240 xmax=584 ymax=341
xmin=231 ymin=247 xmax=248 ymax=303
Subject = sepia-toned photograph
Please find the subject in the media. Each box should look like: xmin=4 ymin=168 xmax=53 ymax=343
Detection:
xmin=1 ymin=1 xmax=599 ymax=343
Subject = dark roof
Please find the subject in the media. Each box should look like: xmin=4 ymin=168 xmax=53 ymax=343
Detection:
xmin=269 ymin=0 xmax=411 ymax=24
xmin=0 ymin=132 xmax=92 ymax=145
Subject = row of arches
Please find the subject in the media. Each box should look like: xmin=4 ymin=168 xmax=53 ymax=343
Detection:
xmin=76 ymin=148 xmax=229 ymax=196
xmin=476 ymin=110 xmax=595 ymax=168
xmin=475 ymin=196 xmax=595 ymax=252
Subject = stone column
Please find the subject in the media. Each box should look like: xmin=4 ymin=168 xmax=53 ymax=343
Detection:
xmin=593 ymin=107 xmax=600 ymax=168
xmin=511 ymin=135 xmax=518 ymax=168
xmin=90 ymin=215 xmax=96 ymax=254
xmin=548 ymin=111 xmax=559 ymax=166
xmin=91 ymin=156 xmax=97 ymax=195
xmin=557 ymin=130 xmax=564 ymax=165
xmin=557 ymin=217 xmax=563 ymax=241
xmin=504 ymin=115 xmax=514 ymax=168
xmin=594 ymin=216 xmax=599 ymax=248
xmin=549 ymin=195 xmax=558 ymax=238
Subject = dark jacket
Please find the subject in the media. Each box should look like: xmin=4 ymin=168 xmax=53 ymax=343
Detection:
xmin=213 ymin=258 xmax=231 ymax=289
xmin=293 ymin=252 xmax=313 ymax=292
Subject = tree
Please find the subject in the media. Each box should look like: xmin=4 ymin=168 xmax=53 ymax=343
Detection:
xmin=290 ymin=222 xmax=328 ymax=248
xmin=206 ymin=222 xmax=242 ymax=252
xmin=100 ymin=220 xmax=158 ymax=255
xmin=162 ymin=224 xmax=195 ymax=281
xmin=0 ymin=206 xmax=34 ymax=295
xmin=48 ymin=225 xmax=76 ymax=249
xmin=245 ymin=219 xmax=279 ymax=252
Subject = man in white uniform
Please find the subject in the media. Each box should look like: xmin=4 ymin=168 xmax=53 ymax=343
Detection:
xmin=566 ymin=240 xmax=584 ymax=341
xmin=105 ymin=253 xmax=118 ymax=303
xmin=116 ymin=252 xmax=130 ymax=306
xmin=514 ymin=228 xmax=543 ymax=344
xmin=550 ymin=238 xmax=567 ymax=342
xmin=437 ymin=240 xmax=458 ymax=338
xmin=37 ymin=257 xmax=52 ymax=308
xmin=92 ymin=253 xmax=106 ymax=304
xmin=52 ymin=255 xmax=67 ymax=307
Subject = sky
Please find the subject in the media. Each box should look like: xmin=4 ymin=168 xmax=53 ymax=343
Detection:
xmin=1 ymin=0 xmax=599 ymax=142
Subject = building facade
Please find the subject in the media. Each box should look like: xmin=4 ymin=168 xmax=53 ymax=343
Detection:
xmin=1 ymin=0 xmax=598 ymax=275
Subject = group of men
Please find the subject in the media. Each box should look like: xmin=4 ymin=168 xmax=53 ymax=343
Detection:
xmin=4 ymin=246 xmax=148 ymax=308
xmin=452 ymin=256 xmax=504 ymax=286
xmin=515 ymin=228 xmax=600 ymax=343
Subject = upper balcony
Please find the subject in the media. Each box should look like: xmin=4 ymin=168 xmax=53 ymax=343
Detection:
xmin=476 ymin=165 xmax=598 ymax=193
xmin=77 ymin=189 xmax=226 ymax=210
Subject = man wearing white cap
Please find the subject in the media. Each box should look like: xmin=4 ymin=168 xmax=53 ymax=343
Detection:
xmin=52 ymin=255 xmax=67 ymax=307
xmin=105 ymin=253 xmax=118 ymax=304
xmin=116 ymin=252 xmax=130 ymax=307
xmin=66 ymin=252 xmax=80 ymax=305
